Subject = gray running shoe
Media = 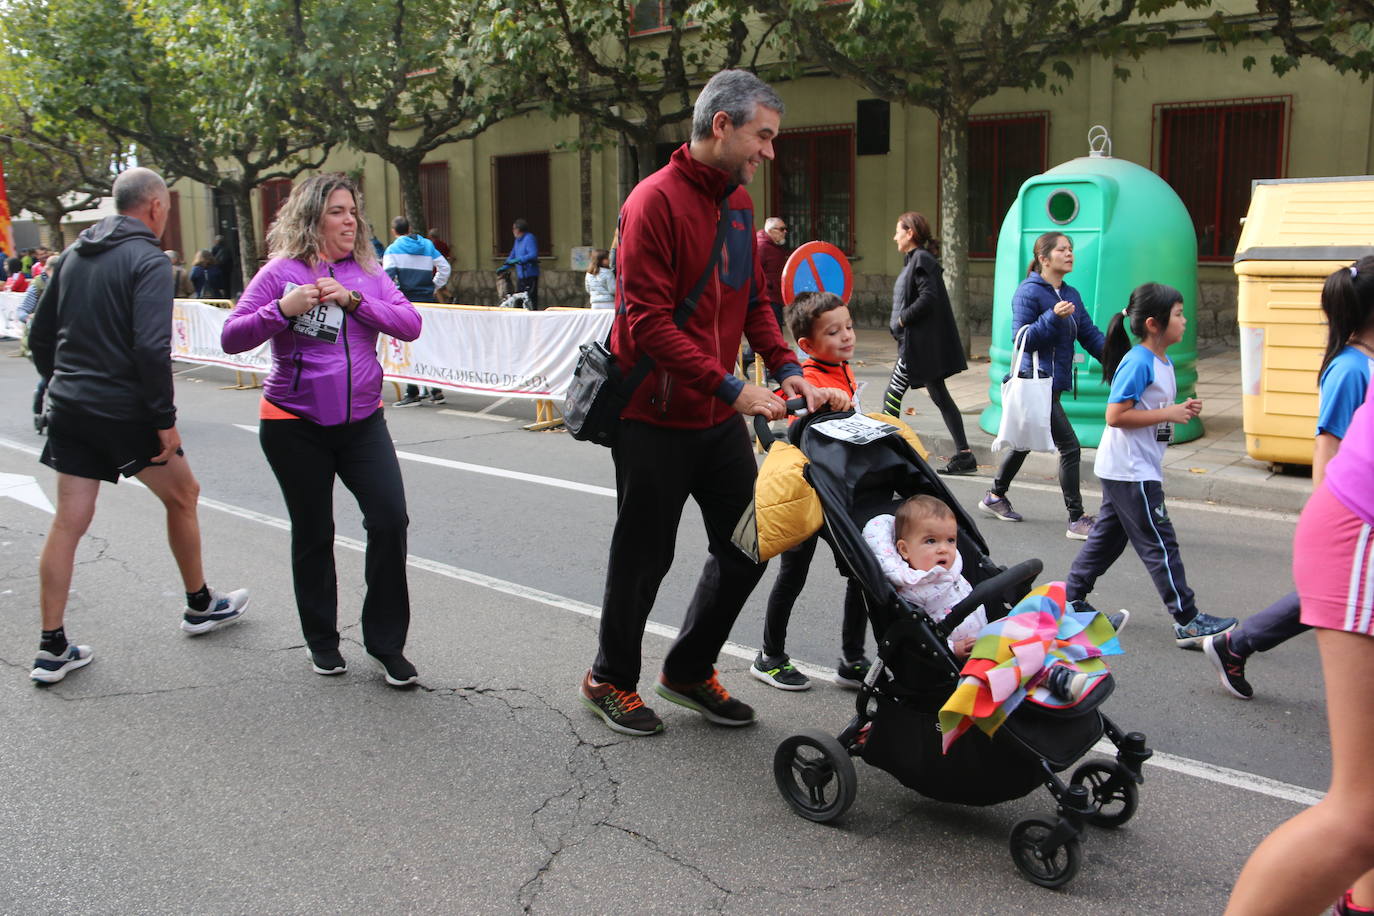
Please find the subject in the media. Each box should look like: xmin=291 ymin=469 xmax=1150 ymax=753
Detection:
xmin=1066 ymin=515 xmax=1096 ymax=540
xmin=978 ymin=491 xmax=1023 ymax=522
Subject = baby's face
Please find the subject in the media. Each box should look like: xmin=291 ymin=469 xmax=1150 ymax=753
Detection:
xmin=896 ymin=515 xmax=959 ymax=572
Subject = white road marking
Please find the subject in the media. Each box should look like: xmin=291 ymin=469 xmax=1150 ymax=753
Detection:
xmin=0 ymin=433 xmax=1320 ymax=807
xmin=231 ymin=424 xmax=608 ymax=494
xmin=476 ymin=397 xmax=513 ymax=415
xmin=0 ymin=471 xmax=54 ymax=513
xmin=436 ymin=409 xmax=515 ymax=423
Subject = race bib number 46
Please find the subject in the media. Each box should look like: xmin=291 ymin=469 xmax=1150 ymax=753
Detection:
xmin=285 ymin=282 xmax=343 ymax=344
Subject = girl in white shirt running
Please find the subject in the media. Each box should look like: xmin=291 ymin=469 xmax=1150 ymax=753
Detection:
xmin=1065 ymin=282 xmax=1237 ymax=649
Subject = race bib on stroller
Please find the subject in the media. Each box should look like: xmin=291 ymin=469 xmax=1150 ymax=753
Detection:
xmin=813 ymin=413 xmax=899 ymax=445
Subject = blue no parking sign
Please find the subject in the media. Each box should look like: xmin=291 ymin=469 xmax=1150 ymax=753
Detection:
xmin=780 ymin=241 xmax=853 ymax=306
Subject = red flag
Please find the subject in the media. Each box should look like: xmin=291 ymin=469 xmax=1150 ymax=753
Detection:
xmin=0 ymin=158 xmax=14 ymax=257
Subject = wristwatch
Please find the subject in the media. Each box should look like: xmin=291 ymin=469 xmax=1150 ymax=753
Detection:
xmin=346 ymin=289 xmax=363 ymax=313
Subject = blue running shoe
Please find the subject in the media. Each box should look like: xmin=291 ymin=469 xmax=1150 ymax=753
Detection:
xmin=181 ymin=587 xmax=249 ymax=635
xmin=31 ymin=644 xmax=94 ymax=684
xmin=1173 ymin=612 xmax=1238 ymax=650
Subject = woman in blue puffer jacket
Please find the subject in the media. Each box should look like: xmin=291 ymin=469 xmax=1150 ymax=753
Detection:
xmin=222 ymin=173 xmax=423 ymax=688
xmin=979 ymin=231 xmax=1106 ymax=541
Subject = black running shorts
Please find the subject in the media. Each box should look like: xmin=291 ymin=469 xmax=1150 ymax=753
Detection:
xmin=39 ymin=408 xmax=182 ymax=482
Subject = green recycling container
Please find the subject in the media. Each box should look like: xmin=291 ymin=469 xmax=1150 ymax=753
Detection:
xmin=978 ymin=137 xmax=1202 ymax=448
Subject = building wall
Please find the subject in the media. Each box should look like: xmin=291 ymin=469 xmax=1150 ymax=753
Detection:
xmin=173 ymin=30 xmax=1371 ymax=345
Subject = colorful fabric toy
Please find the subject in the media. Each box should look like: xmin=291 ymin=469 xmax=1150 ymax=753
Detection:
xmin=937 ymin=581 xmax=1122 ymax=753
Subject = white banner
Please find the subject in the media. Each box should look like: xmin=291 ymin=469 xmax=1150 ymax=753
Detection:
xmin=168 ymin=300 xmax=614 ymax=402
xmin=1 ymin=290 xmax=25 ymax=339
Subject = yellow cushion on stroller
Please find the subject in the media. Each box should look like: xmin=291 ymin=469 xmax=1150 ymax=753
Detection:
xmin=864 ymin=412 xmax=929 ymax=460
xmin=731 ymin=440 xmax=822 ymax=563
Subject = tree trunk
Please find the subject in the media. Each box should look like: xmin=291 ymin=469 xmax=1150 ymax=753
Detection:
xmin=41 ymin=206 xmax=66 ymax=250
xmin=579 ymin=116 xmax=594 ymax=246
xmin=396 ymin=156 xmax=427 ymax=239
xmin=636 ymin=133 xmax=658 ymax=183
xmin=229 ymin=184 xmax=259 ymax=289
xmin=617 ymin=133 xmax=635 ymax=204
xmin=938 ymin=106 xmax=972 ymax=357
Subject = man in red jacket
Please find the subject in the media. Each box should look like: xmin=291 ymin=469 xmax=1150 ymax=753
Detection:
xmin=579 ymin=70 xmax=833 ymax=737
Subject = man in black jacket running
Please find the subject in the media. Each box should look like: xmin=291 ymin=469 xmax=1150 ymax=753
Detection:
xmin=26 ymin=167 xmax=248 ymax=685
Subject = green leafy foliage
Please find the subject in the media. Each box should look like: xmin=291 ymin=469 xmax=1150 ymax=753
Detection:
xmin=282 ymin=0 xmax=524 ymax=236
xmin=469 ymin=0 xmax=759 ymax=182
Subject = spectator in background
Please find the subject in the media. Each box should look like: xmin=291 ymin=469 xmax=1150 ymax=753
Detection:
xmin=431 ymin=237 xmax=454 ymax=303
xmin=208 ymin=235 xmax=232 ymax=297
xmin=585 ymin=248 xmax=614 ymax=309
xmin=384 ymin=215 xmax=451 ymax=407
xmin=190 ymin=249 xmax=214 ymax=297
xmin=754 ymin=216 xmax=790 ymax=331
xmin=164 ymin=250 xmax=194 ymax=299
xmin=5 ymin=257 xmax=29 ymax=292
xmin=503 ymin=218 xmax=540 ymax=310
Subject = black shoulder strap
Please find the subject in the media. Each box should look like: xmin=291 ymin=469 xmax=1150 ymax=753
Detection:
xmin=618 ymin=196 xmax=732 ymax=394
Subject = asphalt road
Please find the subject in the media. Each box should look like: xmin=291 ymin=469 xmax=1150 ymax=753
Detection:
xmin=0 ymin=343 xmax=1327 ymax=914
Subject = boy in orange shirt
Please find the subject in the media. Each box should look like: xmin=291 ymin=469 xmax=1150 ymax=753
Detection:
xmin=750 ymin=291 xmax=868 ymax=691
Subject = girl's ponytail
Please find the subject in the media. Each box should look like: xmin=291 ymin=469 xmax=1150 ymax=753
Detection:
xmin=1103 ymin=282 xmax=1183 ymax=384
xmin=1319 ymin=255 xmax=1374 ymax=377
xmin=1101 ymin=313 xmax=1132 ymax=384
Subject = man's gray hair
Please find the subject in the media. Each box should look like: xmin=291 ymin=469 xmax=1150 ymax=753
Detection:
xmin=112 ymin=167 xmax=168 ymax=214
xmin=690 ymin=69 xmax=784 ymax=142
xmin=764 ymin=216 xmax=785 ymax=230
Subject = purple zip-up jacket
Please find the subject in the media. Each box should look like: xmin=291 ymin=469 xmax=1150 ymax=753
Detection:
xmin=222 ymin=255 xmax=422 ymax=426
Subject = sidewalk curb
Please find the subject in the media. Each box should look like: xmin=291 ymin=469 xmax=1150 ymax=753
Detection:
xmin=910 ymin=428 xmax=1311 ymax=515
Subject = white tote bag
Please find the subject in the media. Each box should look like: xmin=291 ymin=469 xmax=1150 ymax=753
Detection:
xmin=992 ymin=326 xmax=1055 ymax=453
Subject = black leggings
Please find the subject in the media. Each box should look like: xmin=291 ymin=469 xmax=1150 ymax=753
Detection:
xmin=762 ymin=532 xmax=868 ymax=661
xmin=992 ymin=391 xmax=1085 ymax=522
xmin=882 ymin=358 xmax=970 ymax=452
xmin=260 ymin=410 xmax=411 ymax=655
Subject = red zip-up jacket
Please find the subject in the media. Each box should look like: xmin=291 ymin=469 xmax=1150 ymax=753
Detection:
xmin=613 ymin=144 xmax=800 ymax=429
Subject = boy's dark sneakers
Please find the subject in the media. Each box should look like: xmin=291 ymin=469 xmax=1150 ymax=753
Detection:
xmin=369 ymin=652 xmax=418 ymax=687
xmin=428 ymin=390 xmax=446 ymax=405
xmin=1173 ymin=612 xmax=1238 ymax=649
xmin=393 ymin=393 xmax=423 ymax=408
xmin=749 ymin=652 xmax=811 ymax=691
xmin=940 ymin=451 xmax=978 ymax=476
xmin=834 ymin=656 xmax=872 ymax=689
xmin=1069 ymin=600 xmax=1129 ymax=636
xmin=580 ymin=670 xmax=664 ymax=736
xmin=1204 ymin=632 xmax=1254 ymax=699
xmin=31 ymin=644 xmax=94 ymax=684
xmin=309 ymin=647 xmax=347 ymax=676
xmin=655 ymin=671 xmax=756 ymax=726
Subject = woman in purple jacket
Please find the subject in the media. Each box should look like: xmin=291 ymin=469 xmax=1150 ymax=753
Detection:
xmin=222 ymin=174 xmax=423 ymax=687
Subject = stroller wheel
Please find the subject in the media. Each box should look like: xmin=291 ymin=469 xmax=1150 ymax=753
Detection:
xmin=773 ymin=729 xmax=856 ymax=823
xmin=1009 ymin=818 xmax=1081 ymax=888
xmin=1071 ymin=761 xmax=1139 ymax=828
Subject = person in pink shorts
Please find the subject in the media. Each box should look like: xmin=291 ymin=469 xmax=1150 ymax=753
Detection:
xmin=1227 ymin=278 xmax=1374 ymax=914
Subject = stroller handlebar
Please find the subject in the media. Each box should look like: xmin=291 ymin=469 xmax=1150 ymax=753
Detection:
xmin=936 ymin=558 xmax=1044 ymax=640
xmin=752 ymin=397 xmax=814 ymax=449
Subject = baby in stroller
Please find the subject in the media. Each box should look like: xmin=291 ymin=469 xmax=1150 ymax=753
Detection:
xmin=863 ymin=493 xmax=1121 ymax=700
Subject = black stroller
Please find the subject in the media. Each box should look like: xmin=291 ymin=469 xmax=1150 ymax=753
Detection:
xmin=764 ymin=408 xmax=1152 ymax=888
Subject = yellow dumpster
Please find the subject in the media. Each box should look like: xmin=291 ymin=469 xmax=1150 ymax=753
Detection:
xmin=1233 ymin=176 xmax=1374 ymax=467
